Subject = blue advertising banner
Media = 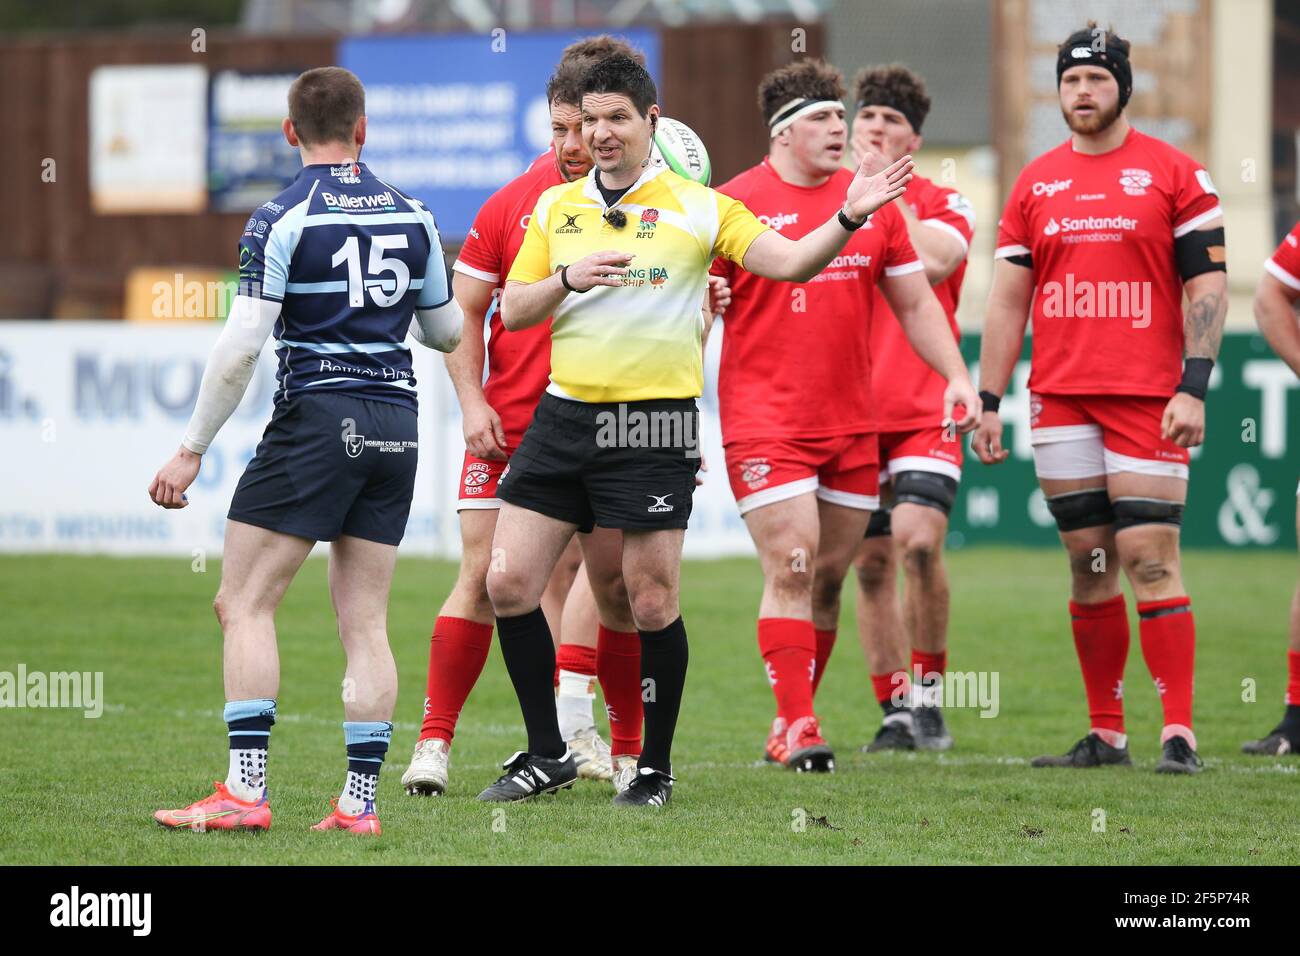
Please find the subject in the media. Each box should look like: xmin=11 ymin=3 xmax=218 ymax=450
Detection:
xmin=207 ymin=70 xmax=303 ymax=213
xmin=340 ymin=30 xmax=661 ymax=238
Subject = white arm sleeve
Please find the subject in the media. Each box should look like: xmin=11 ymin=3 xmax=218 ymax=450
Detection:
xmin=181 ymin=295 xmax=281 ymax=454
xmin=408 ymin=298 xmax=464 ymax=353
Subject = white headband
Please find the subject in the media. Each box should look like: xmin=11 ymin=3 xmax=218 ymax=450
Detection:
xmin=769 ymin=98 xmax=844 ymax=138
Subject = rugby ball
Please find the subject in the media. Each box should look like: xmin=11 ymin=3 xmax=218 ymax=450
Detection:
xmin=653 ymin=116 xmax=711 ymax=185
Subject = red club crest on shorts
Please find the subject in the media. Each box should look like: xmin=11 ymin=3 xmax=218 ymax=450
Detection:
xmin=741 ymin=458 xmax=772 ymax=489
xmin=465 ymin=461 xmax=491 ymax=490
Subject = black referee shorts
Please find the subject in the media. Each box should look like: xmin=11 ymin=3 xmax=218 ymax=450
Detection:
xmin=498 ymin=392 xmax=700 ymax=533
xmin=228 ymin=392 xmax=418 ymax=546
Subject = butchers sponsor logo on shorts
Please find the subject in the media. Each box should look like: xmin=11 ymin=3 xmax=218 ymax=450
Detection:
xmin=342 ymin=433 xmax=417 ymax=457
xmin=594 ymin=403 xmax=700 ymax=459
xmin=1039 ymin=273 xmax=1151 ymax=328
xmin=463 ymin=461 xmax=492 ymax=494
xmin=1043 ymin=213 xmax=1138 ymax=244
xmin=740 ymin=457 xmax=772 ymax=490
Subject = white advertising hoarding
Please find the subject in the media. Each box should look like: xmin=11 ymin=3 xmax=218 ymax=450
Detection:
xmin=0 ymin=323 xmax=752 ymax=558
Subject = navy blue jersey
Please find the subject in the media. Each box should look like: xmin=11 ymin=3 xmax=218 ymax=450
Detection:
xmin=237 ymin=162 xmax=451 ymax=412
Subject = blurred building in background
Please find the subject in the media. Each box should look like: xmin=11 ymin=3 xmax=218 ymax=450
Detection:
xmin=0 ymin=0 xmax=1292 ymax=326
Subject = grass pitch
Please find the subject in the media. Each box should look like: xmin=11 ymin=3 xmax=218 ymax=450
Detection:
xmin=1 ymin=548 xmax=1297 ymax=866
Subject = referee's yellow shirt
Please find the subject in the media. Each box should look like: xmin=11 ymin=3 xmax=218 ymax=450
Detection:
xmin=507 ymin=164 xmax=768 ymax=403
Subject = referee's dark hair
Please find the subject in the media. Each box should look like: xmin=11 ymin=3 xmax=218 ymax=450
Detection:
xmin=757 ymin=59 xmax=845 ymax=125
xmin=580 ymin=53 xmax=658 ymax=118
xmin=288 ymin=67 xmax=366 ymax=147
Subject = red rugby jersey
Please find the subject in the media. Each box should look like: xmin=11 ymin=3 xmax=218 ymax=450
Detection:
xmin=994 ymin=128 xmax=1221 ymax=397
xmin=1265 ymin=221 xmax=1300 ymax=293
xmin=869 ymin=175 xmax=974 ymax=431
xmin=712 ymin=158 xmax=922 ymax=443
xmin=453 ymin=151 xmax=563 ymax=446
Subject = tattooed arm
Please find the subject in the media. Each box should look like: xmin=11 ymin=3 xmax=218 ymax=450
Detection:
xmin=1182 ymin=270 xmax=1228 ymax=360
xmin=1163 ymin=219 xmax=1228 ymax=449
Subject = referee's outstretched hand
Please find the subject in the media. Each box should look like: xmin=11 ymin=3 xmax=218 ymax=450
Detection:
xmin=844 ymin=152 xmax=913 ymax=222
xmin=566 ymin=251 xmax=634 ymax=292
xmin=149 ymin=446 xmax=201 ymax=508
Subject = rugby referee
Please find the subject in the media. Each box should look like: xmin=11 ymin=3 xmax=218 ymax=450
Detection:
xmin=478 ymin=54 xmax=959 ymax=807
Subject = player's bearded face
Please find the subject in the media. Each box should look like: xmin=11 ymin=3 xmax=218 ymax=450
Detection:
xmin=550 ymin=102 xmax=591 ymax=182
xmin=786 ymin=108 xmax=846 ymax=175
xmin=1060 ymin=67 xmax=1122 ymax=135
xmin=851 ymin=105 xmax=919 ymax=165
xmin=582 ymin=93 xmax=654 ymax=175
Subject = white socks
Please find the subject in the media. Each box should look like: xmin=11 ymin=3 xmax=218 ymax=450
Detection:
xmin=226 ymin=748 xmax=267 ymax=803
xmin=338 ymin=769 xmax=378 ymax=817
xmin=557 ymin=670 xmax=596 ymax=740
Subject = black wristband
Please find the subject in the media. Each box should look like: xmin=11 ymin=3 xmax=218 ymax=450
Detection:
xmin=1175 ymin=357 xmax=1213 ymax=400
xmin=837 ymin=209 xmax=867 ymax=232
xmin=978 ymin=390 xmax=1002 ymax=414
xmin=559 ymin=264 xmax=587 ymax=294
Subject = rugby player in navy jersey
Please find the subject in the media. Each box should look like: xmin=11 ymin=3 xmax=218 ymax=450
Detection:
xmin=148 ymin=67 xmax=462 ymax=835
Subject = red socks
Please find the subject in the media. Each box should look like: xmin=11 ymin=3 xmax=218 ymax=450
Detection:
xmin=556 ymin=643 xmax=597 ymax=684
xmin=419 ymin=616 xmax=494 ymax=744
xmin=596 ymin=626 xmax=642 ymax=758
xmin=758 ymin=618 xmax=816 ymax=722
xmin=1288 ymin=650 xmax=1300 ymax=706
xmin=871 ymin=670 xmax=910 ymax=709
xmin=912 ymin=649 xmax=947 ymax=682
xmin=1069 ymin=594 xmax=1130 ymax=738
xmin=812 ymin=628 xmax=836 ymax=697
xmin=1138 ymin=596 xmax=1195 ymax=741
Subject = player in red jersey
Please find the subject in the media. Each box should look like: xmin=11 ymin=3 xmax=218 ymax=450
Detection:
xmin=1244 ymin=221 xmax=1300 ymax=755
xmin=847 ymin=65 xmax=974 ymax=753
xmin=712 ymin=59 xmax=978 ymax=771
xmin=401 ymin=40 xmax=646 ymax=795
xmin=974 ymin=24 xmax=1227 ymax=774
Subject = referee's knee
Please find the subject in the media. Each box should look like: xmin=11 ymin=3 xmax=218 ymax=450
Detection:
xmin=486 ymin=569 xmax=540 ymax=618
xmin=629 ymin=586 xmax=678 ymax=632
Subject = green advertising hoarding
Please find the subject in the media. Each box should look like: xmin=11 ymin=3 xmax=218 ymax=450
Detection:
xmin=949 ymin=333 xmax=1298 ymax=549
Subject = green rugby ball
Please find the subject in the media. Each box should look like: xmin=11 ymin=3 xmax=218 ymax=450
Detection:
xmin=654 ymin=116 xmax=711 ymax=185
